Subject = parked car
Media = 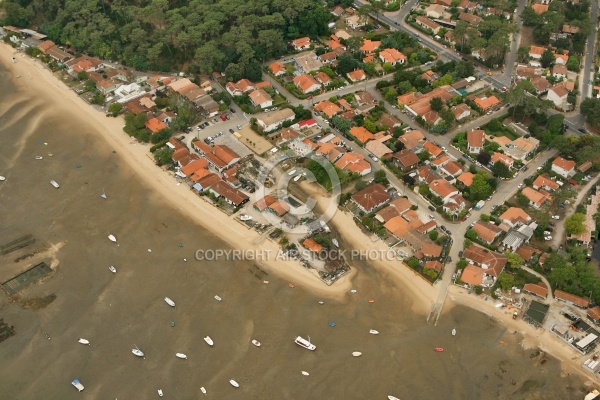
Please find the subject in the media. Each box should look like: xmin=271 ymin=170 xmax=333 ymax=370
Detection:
xmin=428 ymin=205 xmax=435 ymax=211
xmin=458 ymin=251 xmax=463 ymax=258
xmin=229 ymin=128 xmax=234 ymax=134
xmin=518 ymin=183 xmax=524 ymax=189
xmin=178 ymin=135 xmax=185 ymax=141
xmin=230 ymin=108 xmax=236 ymax=113
xmin=369 ymin=154 xmax=379 ymax=162
xmin=544 ymin=236 xmax=553 ymax=241
xmin=551 ymin=215 xmax=560 ymax=220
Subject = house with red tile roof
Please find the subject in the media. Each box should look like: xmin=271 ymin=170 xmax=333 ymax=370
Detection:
xmin=424 ymin=260 xmax=443 ymax=273
xmin=375 ymin=197 xmax=412 ymax=223
xmin=291 ymin=37 xmax=311 ymax=51
xmin=521 ymin=187 xmax=549 ymax=209
xmin=347 ymin=69 xmax=366 ymax=83
xmin=415 ymin=16 xmax=441 ymax=34
xmin=303 ymin=238 xmax=323 ymax=253
xmin=429 ymin=179 xmax=459 ymax=203
xmin=456 ymin=171 xmax=474 ymax=187
xmin=442 ymin=193 xmax=466 ymax=215
xmin=467 ymin=129 xmax=485 ymax=154
xmin=491 ymin=152 xmax=514 ymax=168
xmin=551 ymin=156 xmax=576 ymax=178
xmin=500 ymin=207 xmax=531 ymax=228
xmin=460 ymin=265 xmax=485 ymax=286
xmin=554 ymin=289 xmax=589 ymax=309
xmin=349 ymin=126 xmax=374 ymax=144
xmin=314 ymin=100 xmax=342 ymax=118
xmin=532 ymin=175 xmax=560 ymax=191
xmin=547 ymin=83 xmax=570 ymax=111
xmin=269 ymin=61 xmax=285 ymax=76
xmin=399 ymin=130 xmax=425 ymax=151
xmin=391 ymin=149 xmax=420 ymax=170
xmin=267 ymin=200 xmax=290 ymax=217
xmin=473 ymin=221 xmax=503 ymax=244
xmin=193 ymin=142 xmax=241 ymax=172
xmin=181 ymin=158 xmax=209 ymax=177
xmin=417 ymin=165 xmax=441 ymax=184
xmin=145 ymin=117 xmax=169 ymax=133
xmin=253 ymin=195 xmax=277 ymax=211
xmin=463 ymin=244 xmax=507 ymax=286
xmin=379 ymin=48 xmax=406 ymax=65
xmin=441 ymin=161 xmax=463 ymax=177
xmin=421 ymin=243 xmax=442 ymax=259
xmin=314 ymin=71 xmax=332 ymax=86
xmin=360 ymin=39 xmax=381 ymax=53
xmin=248 ymin=89 xmax=273 ymax=109
xmin=531 ymin=3 xmax=548 ymax=14
xmin=474 ymin=95 xmax=500 ymax=111
xmin=335 ymin=152 xmax=372 ymax=176
xmin=523 ymin=283 xmax=548 ymax=299
xmin=365 ymin=140 xmax=393 ymax=159
xmin=37 ymin=40 xmax=56 ymax=54
xmin=451 ymin=104 xmax=471 ymax=121
xmin=351 ymin=184 xmax=391 ymax=213
xmin=293 ymin=74 xmax=320 ymax=94
xmin=423 ymin=141 xmax=443 ymax=158
xmin=208 ymin=181 xmax=249 ymax=207
xmin=66 ymin=56 xmax=104 ymax=76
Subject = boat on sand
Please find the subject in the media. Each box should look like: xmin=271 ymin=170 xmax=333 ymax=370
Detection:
xmin=294 ymin=336 xmax=316 ymax=351
xmin=301 ymin=371 xmax=310 ymax=376
xmin=109 ymin=266 xmax=116 ymax=273
xmin=132 ymin=346 xmax=144 ymax=357
xmin=252 ymin=339 xmax=261 ymax=347
xmin=200 ymin=387 xmax=207 ymax=394
xmin=230 ymin=379 xmax=239 ymax=388
xmin=214 ymin=295 xmax=222 ymax=301
xmin=176 ymin=353 xmax=187 ymax=359
xmin=388 ymin=396 xmax=400 ymax=400
xmin=108 ymin=234 xmax=117 ymax=242
xmin=78 ymin=338 xmax=90 ymax=345
xmin=164 ymin=297 xmax=175 ymax=307
xmin=369 ymin=329 xmax=379 ymax=335
xmin=434 ymin=347 xmax=444 ymax=352
xmin=352 ymin=352 xmax=362 ymax=357
xmin=158 ymin=389 xmax=163 ymax=397
xmin=0 ymin=176 xmax=5 ymax=181
xmin=204 ymin=336 xmax=214 ymax=346
xmin=452 ymin=328 xmax=456 ymax=336
xmin=240 ymin=215 xmax=252 ymax=221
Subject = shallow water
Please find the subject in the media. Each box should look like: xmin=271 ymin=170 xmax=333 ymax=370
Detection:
xmin=0 ymin=61 xmax=590 ymax=399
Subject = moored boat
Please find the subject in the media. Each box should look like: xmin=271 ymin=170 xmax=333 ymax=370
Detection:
xmin=200 ymin=387 xmax=207 ymax=394
xmin=204 ymin=336 xmax=214 ymax=346
xmin=132 ymin=346 xmax=144 ymax=357
xmin=158 ymin=389 xmax=163 ymax=397
xmin=229 ymin=379 xmax=239 ymax=388
xmin=109 ymin=266 xmax=116 ymax=273
xmin=294 ymin=336 xmax=316 ymax=350
xmin=78 ymin=338 xmax=90 ymax=345
xmin=369 ymin=329 xmax=379 ymax=335
xmin=301 ymin=371 xmax=310 ymax=376
xmin=352 ymin=351 xmax=362 ymax=357
xmin=50 ymin=180 xmax=60 ymax=188
xmin=35 ymin=156 xmax=43 ymax=160
xmin=175 ymin=353 xmax=188 ymax=359
xmin=452 ymin=328 xmax=456 ymax=336
xmin=164 ymin=297 xmax=175 ymax=307
xmin=108 ymin=234 xmax=117 ymax=242
xmin=332 ymin=238 xmax=339 ymax=247
xmin=388 ymin=396 xmax=400 ymax=400
xmin=252 ymin=339 xmax=261 ymax=347
xmin=0 ymin=176 xmax=5 ymax=181
xmin=214 ymin=295 xmax=222 ymax=301
xmin=434 ymin=347 xmax=444 ymax=352
xmin=71 ymin=379 xmax=84 ymax=392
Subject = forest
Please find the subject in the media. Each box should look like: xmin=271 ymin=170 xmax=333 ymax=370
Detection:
xmin=1 ymin=0 xmax=351 ymax=74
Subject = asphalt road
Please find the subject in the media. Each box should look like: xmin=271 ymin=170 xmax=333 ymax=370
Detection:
xmin=580 ymin=1 xmax=599 ymax=101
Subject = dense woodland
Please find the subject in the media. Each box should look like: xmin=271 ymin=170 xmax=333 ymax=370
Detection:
xmin=1 ymin=0 xmax=351 ymax=74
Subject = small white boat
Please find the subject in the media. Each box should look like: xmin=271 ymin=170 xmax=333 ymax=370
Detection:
xmin=214 ymin=295 xmax=222 ymax=301
xmin=350 ymin=289 xmax=357 ymax=293
xmin=200 ymin=387 xmax=207 ymax=394
xmin=452 ymin=328 xmax=456 ymax=336
xmin=132 ymin=347 xmax=144 ymax=357
xmin=0 ymin=176 xmax=5 ymax=181
xmin=263 ymin=280 xmax=269 ymax=284
xmin=252 ymin=339 xmax=261 ymax=347
xmin=175 ymin=353 xmax=188 ymax=359
xmin=204 ymin=336 xmax=214 ymax=346
xmin=108 ymin=234 xmax=117 ymax=242
xmin=352 ymin=352 xmax=362 ymax=357
xmin=35 ymin=156 xmax=43 ymax=160
xmin=240 ymin=215 xmax=252 ymax=221
xmin=301 ymin=371 xmax=310 ymax=376
xmin=164 ymin=297 xmax=175 ymax=307
xmin=332 ymin=238 xmax=339 ymax=247
xmin=229 ymin=379 xmax=239 ymax=388
xmin=71 ymin=379 xmax=84 ymax=392
xmin=287 ymin=169 xmax=297 ymax=176
xmin=78 ymin=338 xmax=90 ymax=345
xmin=388 ymin=396 xmax=400 ymax=400
xmin=294 ymin=336 xmax=316 ymax=351
xmin=293 ymin=174 xmax=302 ymax=182
xmin=50 ymin=179 xmax=60 ymax=188
xmin=101 ymin=192 xmax=107 ymax=199
xmin=109 ymin=266 xmax=116 ymax=273
xmin=158 ymin=389 xmax=163 ymax=397
xmin=369 ymin=329 xmax=379 ymax=335
xmin=318 ymin=301 xmax=324 ymax=305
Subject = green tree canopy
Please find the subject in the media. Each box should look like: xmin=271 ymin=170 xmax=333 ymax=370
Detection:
xmin=565 ymin=213 xmax=586 ymax=235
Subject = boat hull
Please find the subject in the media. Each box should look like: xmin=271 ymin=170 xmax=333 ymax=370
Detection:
xmin=175 ymin=353 xmax=187 ymax=359
xmin=204 ymin=337 xmax=214 ymax=346
xmin=294 ymin=336 xmax=316 ymax=351
xmin=164 ymin=297 xmax=175 ymax=307
xmin=252 ymin=340 xmax=261 ymax=347
xmin=352 ymin=352 xmax=362 ymax=357
xmin=229 ymin=380 xmax=239 ymax=388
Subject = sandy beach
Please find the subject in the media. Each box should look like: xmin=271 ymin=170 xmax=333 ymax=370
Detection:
xmin=0 ymin=42 xmax=595 ymax=399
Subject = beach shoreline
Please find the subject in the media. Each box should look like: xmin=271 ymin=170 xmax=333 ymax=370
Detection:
xmin=0 ymin=43 xmax=436 ymax=308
